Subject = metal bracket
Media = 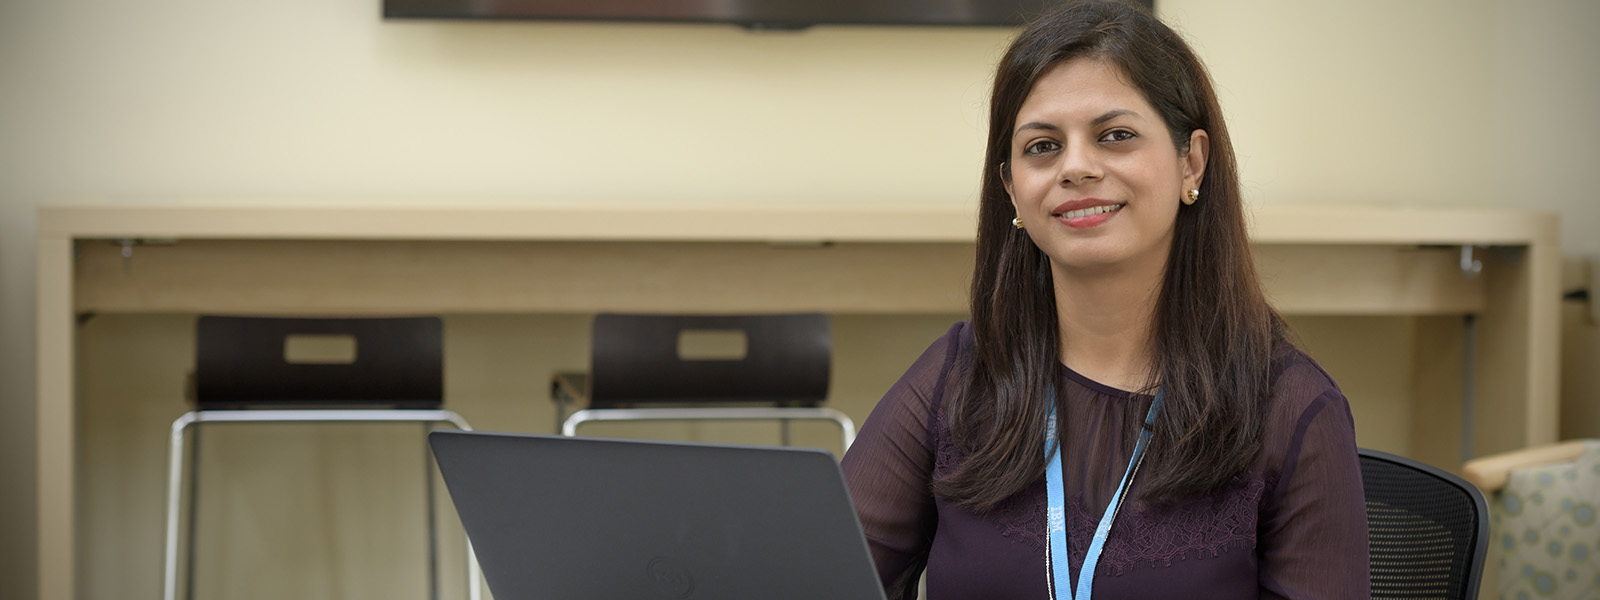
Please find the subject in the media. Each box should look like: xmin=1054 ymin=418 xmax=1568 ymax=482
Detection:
xmin=118 ymin=239 xmax=136 ymax=274
xmin=109 ymin=238 xmax=178 ymax=275
xmin=1459 ymin=245 xmax=1483 ymax=278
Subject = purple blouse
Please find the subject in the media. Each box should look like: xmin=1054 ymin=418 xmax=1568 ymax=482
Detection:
xmin=841 ymin=321 xmax=1369 ymax=600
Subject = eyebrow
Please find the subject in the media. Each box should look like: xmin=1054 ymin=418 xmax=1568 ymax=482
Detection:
xmin=1013 ymin=109 xmax=1143 ymax=136
xmin=1014 ymin=121 xmax=1059 ymax=135
xmin=1091 ymin=109 xmax=1140 ymax=127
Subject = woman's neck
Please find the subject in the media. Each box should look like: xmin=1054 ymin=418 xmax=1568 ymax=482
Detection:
xmin=1050 ymin=256 xmax=1165 ymax=393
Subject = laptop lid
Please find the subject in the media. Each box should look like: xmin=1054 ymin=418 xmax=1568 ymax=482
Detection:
xmin=428 ymin=430 xmax=888 ymax=600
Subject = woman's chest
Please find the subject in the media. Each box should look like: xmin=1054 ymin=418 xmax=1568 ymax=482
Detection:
xmin=925 ymin=484 xmax=1264 ymax=600
xmin=923 ymin=374 xmax=1273 ymax=599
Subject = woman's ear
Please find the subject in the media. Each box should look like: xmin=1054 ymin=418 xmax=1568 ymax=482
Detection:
xmin=1182 ymin=130 xmax=1210 ymax=193
xmin=998 ymin=162 xmax=1025 ymax=223
xmin=999 ymin=161 xmax=1015 ymax=200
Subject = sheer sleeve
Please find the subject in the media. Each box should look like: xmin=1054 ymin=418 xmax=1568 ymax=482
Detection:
xmin=1258 ymin=361 xmax=1371 ymax=600
xmin=841 ymin=322 xmax=960 ymax=600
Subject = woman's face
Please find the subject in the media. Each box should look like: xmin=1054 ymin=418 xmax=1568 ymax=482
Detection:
xmin=1004 ymin=57 xmax=1207 ymax=276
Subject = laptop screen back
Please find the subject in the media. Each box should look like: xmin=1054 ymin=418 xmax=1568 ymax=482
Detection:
xmin=429 ymin=430 xmax=887 ymax=600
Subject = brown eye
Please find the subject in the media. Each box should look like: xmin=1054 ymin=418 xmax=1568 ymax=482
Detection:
xmin=1100 ymin=129 xmax=1137 ymax=143
xmin=1024 ymin=140 xmax=1061 ymax=156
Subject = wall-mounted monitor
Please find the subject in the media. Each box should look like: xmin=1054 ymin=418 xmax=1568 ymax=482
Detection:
xmin=384 ymin=0 xmax=1156 ymax=30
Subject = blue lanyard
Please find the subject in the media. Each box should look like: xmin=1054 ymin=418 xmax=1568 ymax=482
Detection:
xmin=1044 ymin=385 xmax=1164 ymax=600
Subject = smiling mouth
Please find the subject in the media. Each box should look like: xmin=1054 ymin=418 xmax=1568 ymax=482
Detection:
xmin=1055 ymin=203 xmax=1125 ymax=219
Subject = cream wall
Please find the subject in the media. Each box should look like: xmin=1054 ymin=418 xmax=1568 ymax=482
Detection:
xmin=2 ymin=0 xmax=1597 ymax=597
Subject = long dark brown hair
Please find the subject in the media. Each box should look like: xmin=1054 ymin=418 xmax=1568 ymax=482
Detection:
xmin=933 ymin=0 xmax=1287 ymax=508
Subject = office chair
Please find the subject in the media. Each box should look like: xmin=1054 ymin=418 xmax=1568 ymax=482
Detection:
xmin=1360 ymin=447 xmax=1490 ymax=600
xmin=162 ymin=316 xmax=480 ymax=600
xmin=553 ymin=313 xmax=856 ymax=451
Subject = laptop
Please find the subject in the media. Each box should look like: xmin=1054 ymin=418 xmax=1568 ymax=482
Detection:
xmin=428 ymin=430 xmax=888 ymax=600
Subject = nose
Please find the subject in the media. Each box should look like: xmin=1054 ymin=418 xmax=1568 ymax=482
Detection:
xmin=1057 ymin=141 xmax=1101 ymax=186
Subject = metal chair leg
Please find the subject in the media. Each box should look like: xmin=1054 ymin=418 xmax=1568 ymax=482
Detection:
xmin=424 ymin=424 xmax=439 ymax=600
xmin=163 ymin=410 xmax=483 ymax=600
xmin=163 ymin=412 xmax=198 ymax=600
xmin=184 ymin=425 xmax=202 ymax=600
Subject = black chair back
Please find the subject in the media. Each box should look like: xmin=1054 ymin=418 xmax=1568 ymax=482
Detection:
xmin=194 ymin=316 xmax=444 ymax=409
xmin=1360 ymin=448 xmax=1489 ymax=600
xmin=588 ymin=313 xmax=830 ymax=408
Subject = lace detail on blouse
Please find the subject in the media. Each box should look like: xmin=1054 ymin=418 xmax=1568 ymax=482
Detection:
xmin=931 ymin=390 xmax=1056 ymax=554
xmin=932 ymin=394 xmax=1047 ymax=554
xmin=989 ymin=483 xmax=1050 ymax=553
xmin=1064 ymin=476 xmax=1270 ymax=575
xmin=932 ymin=392 xmax=1269 ymax=573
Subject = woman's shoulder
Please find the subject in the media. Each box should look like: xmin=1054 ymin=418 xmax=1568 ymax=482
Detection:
xmin=887 ymin=319 xmax=976 ymax=399
xmin=922 ymin=318 xmax=978 ymax=370
xmin=1257 ymin=341 xmax=1357 ymax=467
xmin=948 ymin=318 xmax=976 ymax=353
xmin=1266 ymin=341 xmax=1346 ymax=414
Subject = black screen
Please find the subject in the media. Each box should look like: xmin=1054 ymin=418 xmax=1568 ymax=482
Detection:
xmin=384 ymin=0 xmax=1154 ymax=29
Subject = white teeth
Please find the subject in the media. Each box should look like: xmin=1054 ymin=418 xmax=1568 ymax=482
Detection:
xmin=1061 ymin=204 xmax=1124 ymax=219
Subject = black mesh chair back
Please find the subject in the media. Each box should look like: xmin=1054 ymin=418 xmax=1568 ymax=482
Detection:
xmin=1360 ymin=448 xmax=1489 ymax=600
xmin=588 ymin=313 xmax=830 ymax=408
xmin=195 ymin=315 xmax=443 ymax=409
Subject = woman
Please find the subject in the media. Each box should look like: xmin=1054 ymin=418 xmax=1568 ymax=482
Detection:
xmin=839 ymin=2 xmax=1369 ymax=599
